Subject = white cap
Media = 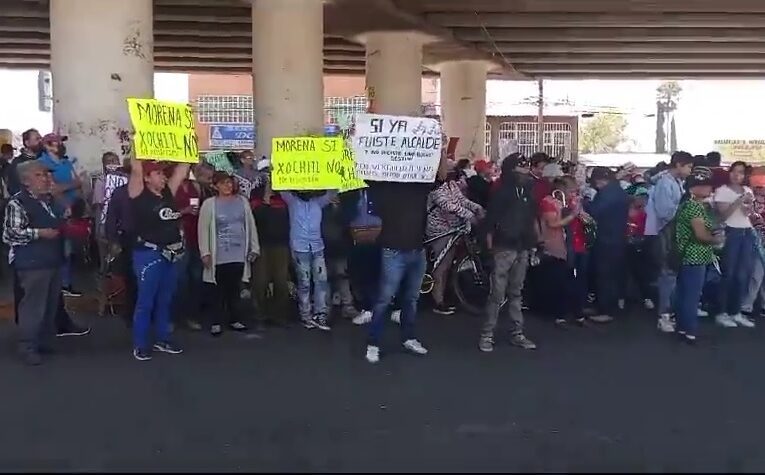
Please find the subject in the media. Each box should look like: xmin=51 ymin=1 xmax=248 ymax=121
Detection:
xmin=256 ymin=158 xmax=271 ymax=171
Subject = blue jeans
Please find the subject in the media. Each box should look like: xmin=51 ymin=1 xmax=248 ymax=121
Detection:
xmin=721 ymin=227 xmax=756 ymax=315
xmin=292 ymin=250 xmax=329 ymax=320
xmin=132 ymin=248 xmax=179 ymax=351
xmin=675 ymin=264 xmax=707 ymax=336
xmin=368 ymin=248 xmax=426 ymax=346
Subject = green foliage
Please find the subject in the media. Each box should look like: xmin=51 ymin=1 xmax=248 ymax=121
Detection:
xmin=579 ymin=114 xmax=629 ymax=154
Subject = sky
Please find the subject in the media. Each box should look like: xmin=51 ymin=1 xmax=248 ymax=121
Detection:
xmin=1 ymin=69 xmax=763 ymax=154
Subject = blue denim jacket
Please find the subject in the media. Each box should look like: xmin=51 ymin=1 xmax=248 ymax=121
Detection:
xmin=281 ymin=191 xmax=335 ymax=253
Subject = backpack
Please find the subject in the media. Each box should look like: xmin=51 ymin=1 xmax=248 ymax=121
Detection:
xmin=660 ymin=216 xmax=682 ymax=272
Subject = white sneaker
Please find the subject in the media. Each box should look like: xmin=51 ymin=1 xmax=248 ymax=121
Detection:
xmin=391 ymin=310 xmax=401 ymax=324
xmin=618 ymin=299 xmax=625 ymax=310
xmin=715 ymin=313 xmax=738 ymax=328
xmin=403 ymin=339 xmax=428 ymax=355
xmin=731 ymin=313 xmax=756 ymax=328
xmin=353 ymin=310 xmax=372 ymax=325
xmin=657 ymin=314 xmax=675 ymax=333
xmin=644 ymin=299 xmax=655 ymax=310
xmin=697 ymin=308 xmax=709 ymax=318
xmin=365 ymin=345 xmax=380 ymax=364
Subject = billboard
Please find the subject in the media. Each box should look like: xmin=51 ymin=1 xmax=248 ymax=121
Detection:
xmin=714 ymin=139 xmax=765 ymax=165
xmin=209 ymin=124 xmax=255 ymax=150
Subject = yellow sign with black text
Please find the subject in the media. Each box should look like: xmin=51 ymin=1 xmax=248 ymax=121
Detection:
xmin=271 ymin=137 xmax=345 ymax=191
xmin=339 ymin=144 xmax=367 ymax=193
xmin=127 ymin=98 xmax=199 ymax=163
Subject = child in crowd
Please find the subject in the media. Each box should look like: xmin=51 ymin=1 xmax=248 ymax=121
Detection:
xmin=624 ymin=184 xmax=655 ymax=311
xmin=322 ymin=196 xmax=359 ymax=320
xmin=281 ymin=190 xmax=337 ymax=331
xmin=91 ymin=152 xmax=122 ymax=275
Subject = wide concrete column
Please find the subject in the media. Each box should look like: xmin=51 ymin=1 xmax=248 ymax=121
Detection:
xmin=253 ymin=0 xmax=324 ymax=157
xmin=50 ymin=0 xmax=153 ymax=172
xmin=438 ymin=60 xmax=492 ymax=161
xmin=360 ymin=32 xmax=430 ymax=116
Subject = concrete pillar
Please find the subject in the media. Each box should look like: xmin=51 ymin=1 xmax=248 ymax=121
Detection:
xmin=252 ymin=0 xmax=324 ymax=158
xmin=50 ymin=0 xmax=153 ymax=172
xmin=438 ymin=60 xmax=492 ymax=161
xmin=361 ymin=32 xmax=428 ymax=116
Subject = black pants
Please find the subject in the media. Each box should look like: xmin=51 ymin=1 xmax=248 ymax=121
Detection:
xmin=537 ymin=255 xmax=575 ymax=320
xmin=625 ymin=241 xmax=655 ymax=304
xmin=593 ymin=242 xmax=625 ymax=317
xmin=13 ymin=266 xmax=73 ymax=332
xmin=208 ymin=262 xmax=245 ymax=326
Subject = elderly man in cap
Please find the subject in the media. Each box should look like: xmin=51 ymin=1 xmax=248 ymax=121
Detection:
xmin=3 ymin=160 xmax=65 ymax=365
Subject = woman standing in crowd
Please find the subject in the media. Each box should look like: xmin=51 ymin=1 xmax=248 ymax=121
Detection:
xmin=624 ymin=184 xmax=655 ymax=311
xmin=742 ymin=169 xmax=765 ymax=318
xmin=426 ymin=169 xmax=484 ymax=315
xmin=674 ymin=167 xmax=720 ymax=343
xmin=198 ymin=171 xmax=260 ymax=336
xmin=128 ymin=160 xmax=189 ymax=361
xmin=538 ymin=176 xmax=588 ymax=325
xmin=713 ymin=161 xmax=757 ymax=328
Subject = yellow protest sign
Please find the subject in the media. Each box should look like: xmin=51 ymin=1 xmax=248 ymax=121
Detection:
xmin=339 ymin=144 xmax=367 ymax=193
xmin=271 ymin=137 xmax=344 ymax=190
xmin=127 ymin=98 xmax=199 ymax=163
xmin=714 ymin=139 xmax=765 ymax=164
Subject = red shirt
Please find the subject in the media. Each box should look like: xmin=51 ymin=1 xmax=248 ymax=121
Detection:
xmin=531 ymin=176 xmax=553 ymax=205
xmin=627 ymin=207 xmax=647 ymax=238
xmin=570 ymin=217 xmax=587 ymax=254
xmin=174 ymin=180 xmax=213 ymax=248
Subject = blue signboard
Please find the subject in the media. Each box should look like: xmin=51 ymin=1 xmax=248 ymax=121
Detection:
xmin=209 ymin=124 xmax=255 ymax=150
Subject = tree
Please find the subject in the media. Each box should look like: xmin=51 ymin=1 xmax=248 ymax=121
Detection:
xmin=579 ymin=113 xmax=629 ymax=154
xmin=655 ymin=81 xmax=682 ymax=153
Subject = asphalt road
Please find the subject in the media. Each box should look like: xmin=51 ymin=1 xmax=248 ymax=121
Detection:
xmin=1 ymin=308 xmax=764 ymax=472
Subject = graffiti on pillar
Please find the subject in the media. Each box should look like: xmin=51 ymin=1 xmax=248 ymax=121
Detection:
xmin=123 ymin=22 xmax=148 ymax=60
xmin=366 ymin=86 xmax=377 ymax=113
xmin=117 ymin=128 xmax=132 ymax=159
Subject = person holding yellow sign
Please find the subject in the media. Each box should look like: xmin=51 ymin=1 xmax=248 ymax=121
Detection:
xmin=127 ymin=159 xmax=190 ymax=362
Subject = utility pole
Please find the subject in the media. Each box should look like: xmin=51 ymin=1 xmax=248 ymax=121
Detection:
xmin=537 ymin=79 xmax=545 ymax=153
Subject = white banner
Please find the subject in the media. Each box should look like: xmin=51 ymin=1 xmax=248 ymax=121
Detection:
xmin=352 ymin=113 xmax=442 ymax=183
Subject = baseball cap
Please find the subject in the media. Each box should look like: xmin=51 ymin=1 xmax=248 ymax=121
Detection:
xmin=474 ymin=159 xmax=492 ymax=174
xmin=685 ymin=166 xmax=714 ymax=188
xmin=42 ymin=133 xmax=68 ymax=144
xmin=142 ymin=160 xmax=164 ymax=176
xmin=256 ymin=158 xmax=271 ymax=171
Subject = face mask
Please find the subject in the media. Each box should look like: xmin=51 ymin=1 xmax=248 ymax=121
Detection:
xmin=105 ymin=164 xmax=120 ymax=172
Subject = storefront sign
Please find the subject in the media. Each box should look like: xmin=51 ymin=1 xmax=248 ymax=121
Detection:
xmin=209 ymin=124 xmax=255 ymax=150
xmin=714 ymin=139 xmax=765 ymax=164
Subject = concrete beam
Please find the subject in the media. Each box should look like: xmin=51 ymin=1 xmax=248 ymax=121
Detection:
xmin=410 ymin=0 xmax=765 ymax=13
xmin=429 ymin=12 xmax=765 ymax=28
xmin=454 ymin=27 xmax=765 ymax=42
xmin=153 ymin=6 xmax=251 ymax=23
xmin=507 ymin=53 xmax=765 ymax=64
xmin=516 ymin=63 xmax=765 ymax=74
xmin=0 ymin=31 xmax=48 ymax=44
xmin=490 ymin=42 xmax=765 ymax=54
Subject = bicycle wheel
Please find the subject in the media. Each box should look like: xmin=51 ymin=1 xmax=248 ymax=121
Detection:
xmin=451 ymin=255 xmax=492 ymax=315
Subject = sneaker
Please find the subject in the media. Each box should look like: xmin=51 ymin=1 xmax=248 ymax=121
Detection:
xmin=229 ymin=321 xmax=248 ymax=332
xmin=589 ymin=314 xmax=614 ymax=324
xmin=353 ymin=310 xmax=372 ymax=325
xmin=644 ymin=299 xmax=655 ymax=310
xmin=61 ymin=286 xmax=83 ymax=297
xmin=681 ymin=333 xmax=697 ymax=345
xmin=446 ymin=304 xmax=457 ymax=312
xmin=403 ymin=339 xmax=428 ymax=355
xmin=731 ymin=313 xmax=756 ymax=328
xmin=312 ymin=314 xmax=331 ymax=331
xmin=697 ymin=308 xmax=709 ymax=318
xmin=478 ymin=335 xmax=494 ymax=352
xmin=20 ymin=350 xmax=42 ymax=366
xmin=365 ymin=345 xmax=380 ymax=364
xmin=391 ymin=310 xmax=401 ymax=324
xmin=574 ymin=317 xmax=591 ymax=327
xmin=432 ymin=303 xmax=455 ymax=315
xmin=153 ymin=341 xmax=183 ymax=354
xmin=301 ymin=318 xmax=316 ymax=329
xmin=657 ymin=314 xmax=676 ymax=333
xmin=187 ymin=320 xmax=203 ymax=331
xmin=56 ymin=324 xmax=91 ymax=337
xmin=510 ymin=334 xmax=537 ymax=350
xmin=618 ymin=299 xmax=625 ymax=310
xmin=715 ymin=313 xmax=738 ymax=328
xmin=132 ymin=348 xmax=152 ymax=361
xmin=554 ymin=318 xmax=568 ymax=327
xmin=210 ymin=324 xmax=223 ymax=336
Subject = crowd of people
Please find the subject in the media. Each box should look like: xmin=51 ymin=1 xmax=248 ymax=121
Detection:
xmin=2 ymin=127 xmax=763 ymax=366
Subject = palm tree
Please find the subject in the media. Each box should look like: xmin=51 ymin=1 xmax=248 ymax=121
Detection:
xmin=655 ymin=81 xmax=682 ymax=153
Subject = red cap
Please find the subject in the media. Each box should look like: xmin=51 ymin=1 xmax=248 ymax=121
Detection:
xmin=142 ymin=160 xmax=164 ymax=176
xmin=474 ymin=160 xmax=492 ymax=174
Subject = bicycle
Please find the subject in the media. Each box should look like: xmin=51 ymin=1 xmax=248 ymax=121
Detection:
xmin=421 ymin=223 xmax=497 ymax=315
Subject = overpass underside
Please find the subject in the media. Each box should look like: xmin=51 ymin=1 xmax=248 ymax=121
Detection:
xmin=3 ymin=0 xmax=764 ymax=172
xmin=4 ymin=0 xmax=765 ymax=79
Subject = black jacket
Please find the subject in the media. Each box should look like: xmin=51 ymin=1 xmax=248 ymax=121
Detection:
xmin=485 ymin=171 xmax=538 ymax=251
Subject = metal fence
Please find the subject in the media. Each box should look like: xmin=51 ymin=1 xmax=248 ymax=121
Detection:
xmin=498 ymin=121 xmax=573 ymax=161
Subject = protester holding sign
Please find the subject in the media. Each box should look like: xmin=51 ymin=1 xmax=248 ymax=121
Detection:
xmin=127 ymin=159 xmax=190 ymax=361
xmin=359 ymin=113 xmax=449 ymax=364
